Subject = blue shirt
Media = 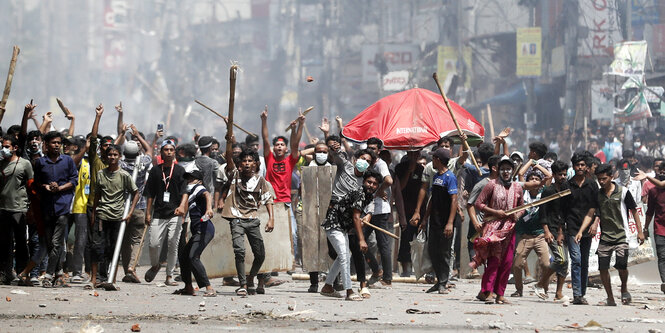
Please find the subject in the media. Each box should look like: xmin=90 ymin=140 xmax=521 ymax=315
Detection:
xmin=429 ymin=169 xmax=458 ymax=227
xmin=34 ymin=154 xmax=79 ymax=217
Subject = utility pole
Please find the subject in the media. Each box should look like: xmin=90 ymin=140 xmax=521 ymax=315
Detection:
xmin=525 ymin=3 xmax=536 ymax=142
xmin=563 ymin=0 xmax=579 ymax=128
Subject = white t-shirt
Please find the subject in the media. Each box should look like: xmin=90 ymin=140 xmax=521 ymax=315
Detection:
xmin=372 ymin=159 xmax=392 ymax=215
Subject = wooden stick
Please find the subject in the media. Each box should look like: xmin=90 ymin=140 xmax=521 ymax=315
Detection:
xmin=584 ymin=116 xmax=588 ymax=149
xmin=285 ymin=106 xmax=314 ymax=132
xmin=363 ymin=220 xmax=399 ymax=240
xmin=0 ymin=46 xmax=20 ymax=119
xmin=486 ymin=104 xmax=495 ymax=139
xmin=433 ymin=72 xmax=482 ymax=175
xmin=484 ymin=189 xmax=571 ymax=222
xmin=481 ymin=108 xmax=486 ymax=139
xmin=195 ymin=99 xmax=257 ymax=137
xmin=55 ymin=98 xmax=72 ymax=117
xmin=303 ymin=122 xmax=314 ymax=143
xmin=225 ymin=65 xmax=238 ymax=156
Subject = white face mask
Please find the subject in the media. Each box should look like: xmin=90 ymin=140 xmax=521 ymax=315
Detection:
xmin=0 ymin=147 xmax=11 ymax=160
xmin=187 ymin=184 xmax=195 ymax=191
xmin=315 ymin=152 xmax=328 ymax=165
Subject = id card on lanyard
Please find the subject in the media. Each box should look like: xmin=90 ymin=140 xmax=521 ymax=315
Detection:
xmin=162 ymin=165 xmax=174 ymax=203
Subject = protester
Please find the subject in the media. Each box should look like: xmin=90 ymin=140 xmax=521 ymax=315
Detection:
xmin=174 ymin=169 xmax=216 ymax=297
xmin=89 ymin=144 xmax=140 ymax=287
xmin=419 ymin=148 xmax=458 ymax=294
xmin=143 ymin=139 xmax=188 ymax=286
xmin=534 ymin=160 xmax=570 ymax=300
xmin=395 ymin=151 xmax=425 ymax=277
xmin=644 ymin=163 xmax=665 ymax=295
xmin=576 ymin=163 xmax=644 ymax=305
xmin=562 ymin=151 xmax=599 ymax=305
xmin=221 ymin=148 xmax=274 ymax=296
xmin=0 ymin=134 xmax=34 ymax=284
xmin=471 ymin=156 xmax=524 ymax=304
xmin=32 ymin=130 xmax=79 ymax=287
xmin=319 ymin=146 xmax=374 ymax=301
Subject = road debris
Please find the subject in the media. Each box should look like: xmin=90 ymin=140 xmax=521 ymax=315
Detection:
xmin=10 ymin=289 xmax=29 ymax=295
xmin=131 ymin=323 xmax=141 ymax=332
xmin=6 ymin=296 xmax=11 ymax=302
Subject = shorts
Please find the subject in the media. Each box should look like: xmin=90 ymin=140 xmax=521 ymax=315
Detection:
xmin=547 ymin=239 xmax=568 ymax=277
xmin=597 ymin=242 xmax=628 ymax=270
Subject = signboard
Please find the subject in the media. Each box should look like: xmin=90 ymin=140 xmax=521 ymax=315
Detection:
xmin=615 ymin=90 xmax=652 ymax=122
xmin=104 ymin=0 xmax=128 ymax=70
xmin=578 ymin=0 xmax=623 ymax=57
xmin=516 ymin=27 xmax=542 ymax=77
xmin=651 ymin=24 xmax=665 ymax=56
xmin=550 ymin=45 xmax=565 ymax=77
xmin=362 ymin=44 xmax=419 ymax=83
xmin=437 ymin=46 xmax=456 ymax=84
xmin=382 ymin=70 xmax=409 ymax=91
xmin=608 ymin=41 xmax=648 ymax=77
xmin=591 ymin=81 xmax=614 ymax=120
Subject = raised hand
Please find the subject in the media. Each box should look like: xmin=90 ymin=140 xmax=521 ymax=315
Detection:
xmin=64 ymin=109 xmax=74 ymax=120
xmin=319 ymin=117 xmax=330 ymax=133
xmin=95 ymin=103 xmax=104 ymax=116
xmin=43 ymin=112 xmax=53 ymax=123
xmin=260 ymin=105 xmax=268 ymax=120
xmin=115 ymin=102 xmax=122 ymax=113
xmin=24 ymin=101 xmax=37 ymax=114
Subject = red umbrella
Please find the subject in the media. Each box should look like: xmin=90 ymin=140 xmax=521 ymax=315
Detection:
xmin=341 ymin=88 xmax=484 ymax=150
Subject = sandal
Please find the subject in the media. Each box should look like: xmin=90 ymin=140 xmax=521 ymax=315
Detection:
xmin=42 ymin=278 xmax=53 ymax=288
xmin=320 ymin=290 xmax=343 ymax=298
xmin=235 ymin=288 xmax=247 ymax=296
xmin=345 ymin=292 xmax=363 ymax=301
xmin=265 ymin=278 xmax=286 ymax=287
xmin=510 ymin=291 xmax=523 ymax=297
xmin=621 ymin=292 xmax=632 ymax=305
xmin=144 ymin=267 xmax=159 ymax=283
xmin=165 ymin=279 xmax=179 ymax=286
xmin=495 ymin=298 xmax=510 ymax=305
xmin=359 ymin=287 xmax=371 ymax=298
xmin=247 ymin=288 xmax=256 ymax=295
xmin=256 ymin=287 xmax=265 ymax=295
xmin=122 ymin=272 xmax=141 ymax=284
xmin=172 ymin=288 xmax=195 ymax=295
xmin=598 ymin=299 xmax=617 ymax=306
xmin=202 ymin=290 xmax=217 ymax=297
xmin=17 ymin=273 xmax=33 ymax=287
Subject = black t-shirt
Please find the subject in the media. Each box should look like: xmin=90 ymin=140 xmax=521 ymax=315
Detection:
xmin=539 ymin=183 xmax=569 ymax=237
xmin=144 ymin=163 xmax=187 ymax=219
xmin=562 ymin=177 xmax=599 ymax=237
xmin=394 ymin=160 xmax=424 ymax=218
xmin=187 ymin=183 xmax=208 ymax=233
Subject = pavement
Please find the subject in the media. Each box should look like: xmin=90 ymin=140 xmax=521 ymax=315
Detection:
xmin=2 ymin=264 xmax=665 ymax=332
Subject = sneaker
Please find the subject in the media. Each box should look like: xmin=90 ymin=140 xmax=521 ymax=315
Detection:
xmin=572 ymin=296 xmax=588 ymax=305
xmin=333 ymin=282 xmax=345 ymax=291
xmin=368 ymin=274 xmax=381 ymax=285
xmin=379 ymin=280 xmax=392 ymax=289
xmin=30 ymin=276 xmax=39 ymax=285
xmin=69 ymin=275 xmax=84 ymax=284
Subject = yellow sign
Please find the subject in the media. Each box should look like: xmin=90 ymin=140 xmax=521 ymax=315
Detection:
xmin=437 ymin=46 xmax=456 ymax=82
xmin=516 ymin=27 xmax=541 ymax=77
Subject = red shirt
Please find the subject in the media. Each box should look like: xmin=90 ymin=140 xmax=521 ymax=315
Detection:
xmin=647 ymin=186 xmax=665 ymax=237
xmin=265 ymin=152 xmax=297 ymax=203
xmin=594 ymin=151 xmax=606 ymax=163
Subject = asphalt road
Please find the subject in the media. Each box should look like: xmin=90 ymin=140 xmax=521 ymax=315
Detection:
xmin=1 ymin=264 xmax=665 ymax=332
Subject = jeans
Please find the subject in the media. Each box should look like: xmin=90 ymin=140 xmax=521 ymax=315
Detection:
xmin=148 ymin=216 xmax=182 ymax=277
xmin=229 ymin=218 xmax=265 ymax=286
xmin=180 ymin=220 xmax=214 ymax=288
xmin=70 ymin=213 xmax=88 ymax=276
xmin=28 ymin=224 xmax=47 ymax=278
xmin=44 ymin=214 xmax=69 ymax=277
xmin=655 ymin=234 xmax=665 ymax=283
xmin=428 ymin=223 xmax=453 ymax=286
xmin=0 ymin=211 xmax=28 ymax=278
xmin=88 ymin=218 xmax=122 ymax=281
xmin=363 ymin=213 xmax=393 ymax=282
xmin=567 ymin=235 xmax=591 ymax=297
xmin=325 ymin=229 xmax=352 ymax=290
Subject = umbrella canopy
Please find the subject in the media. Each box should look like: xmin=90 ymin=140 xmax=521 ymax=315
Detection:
xmin=341 ymin=88 xmax=484 ymax=150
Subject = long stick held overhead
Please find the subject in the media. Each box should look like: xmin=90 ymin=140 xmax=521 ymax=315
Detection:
xmin=226 ymin=65 xmax=239 ymax=155
xmin=0 ymin=46 xmax=20 ymax=119
xmin=285 ymin=106 xmax=314 ymax=132
xmin=432 ymin=72 xmax=482 ymax=175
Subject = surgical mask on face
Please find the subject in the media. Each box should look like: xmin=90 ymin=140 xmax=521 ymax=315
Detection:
xmin=355 ymin=159 xmax=370 ymax=173
xmin=634 ymin=141 xmax=641 ymax=149
xmin=187 ymin=183 xmax=195 ymax=191
xmin=0 ymin=147 xmax=10 ymax=160
xmin=315 ymin=153 xmax=328 ymax=165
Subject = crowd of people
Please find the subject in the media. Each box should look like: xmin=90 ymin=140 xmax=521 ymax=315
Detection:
xmin=1 ymin=100 xmax=665 ymax=306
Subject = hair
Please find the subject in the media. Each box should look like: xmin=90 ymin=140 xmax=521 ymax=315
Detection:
xmin=477 ymin=143 xmax=494 ymax=164
xmin=551 ymin=160 xmax=569 ymax=174
xmin=105 ymin=144 xmax=121 ymax=155
xmin=211 ymin=139 xmax=219 ymax=147
xmin=131 ymin=131 xmax=146 ymax=141
xmin=434 ymin=153 xmax=451 ymax=166
xmin=589 ymin=137 xmax=600 ymax=144
xmin=231 ymin=142 xmax=242 ymax=150
xmin=571 ymin=150 xmax=591 ymax=165
xmin=7 ymin=125 xmax=21 ymax=136
xmin=238 ymin=148 xmax=260 ymax=163
xmin=589 ymin=156 xmax=601 ymax=167
xmin=2 ymin=134 xmax=18 ymax=147
xmin=43 ymin=131 xmax=63 ymax=143
xmin=622 ymin=149 xmax=635 ymax=158
xmin=245 ymin=134 xmax=259 ymax=145
xmin=528 ymin=141 xmax=548 ymax=159
xmin=363 ymin=170 xmax=383 ymax=184
xmin=543 ymin=152 xmax=558 ymax=161
xmin=594 ymin=163 xmax=613 ymax=176
xmin=654 ymin=157 xmax=664 ymax=167
xmin=525 ymin=170 xmax=543 ymax=180
xmin=27 ymin=130 xmax=43 ymax=141
xmin=326 ymin=135 xmax=341 ymax=144
xmin=272 ymin=135 xmax=289 ymax=146
xmin=179 ymin=143 xmax=197 ymax=157
xmin=366 ymin=137 xmax=383 ymax=149
xmin=354 ymin=148 xmax=377 ymax=164
xmin=436 ymin=137 xmax=453 ymax=147
xmin=487 ymin=155 xmax=501 ymax=169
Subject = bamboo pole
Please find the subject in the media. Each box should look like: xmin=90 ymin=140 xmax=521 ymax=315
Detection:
xmin=55 ymin=98 xmax=72 ymax=117
xmin=362 ymin=220 xmax=399 ymax=240
xmin=432 ymin=72 xmax=482 ymax=175
xmin=195 ymin=99 xmax=256 ymax=137
xmin=225 ymin=65 xmax=238 ymax=156
xmin=484 ymin=189 xmax=571 ymax=223
xmin=0 ymin=46 xmax=20 ymax=120
xmin=486 ymin=104 xmax=495 ymax=139
xmin=285 ymin=106 xmax=314 ymax=132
